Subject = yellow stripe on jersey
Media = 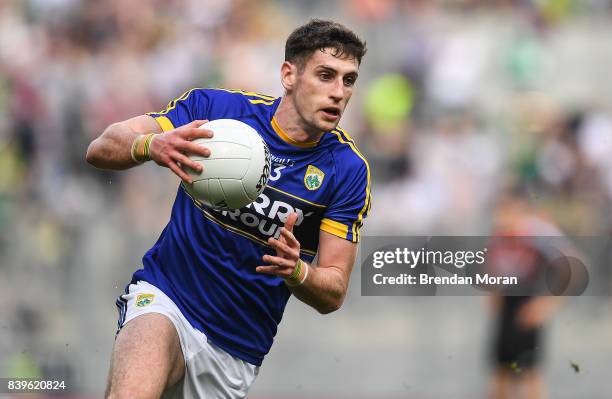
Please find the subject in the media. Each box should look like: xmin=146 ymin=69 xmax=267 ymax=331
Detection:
xmin=266 ymin=184 xmax=327 ymax=208
xmin=320 ymin=218 xmax=349 ymax=239
xmin=330 ymin=128 xmax=371 ymax=242
xmin=150 ymin=87 xmax=277 ymax=116
xmin=249 ymin=99 xmax=276 ymax=106
xmin=218 ymin=88 xmax=277 ymax=101
xmin=153 ymin=115 xmax=175 ymax=132
xmin=339 ymin=129 xmax=370 ymax=242
xmin=271 ymin=117 xmax=319 ymax=148
xmin=153 ymin=88 xmax=201 ymax=115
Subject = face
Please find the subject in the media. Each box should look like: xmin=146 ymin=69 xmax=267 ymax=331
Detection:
xmin=283 ymin=48 xmax=359 ymax=133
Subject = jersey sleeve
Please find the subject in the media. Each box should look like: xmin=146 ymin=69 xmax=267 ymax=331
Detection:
xmin=146 ymin=88 xmax=211 ymax=131
xmin=321 ymin=156 xmax=371 ymax=243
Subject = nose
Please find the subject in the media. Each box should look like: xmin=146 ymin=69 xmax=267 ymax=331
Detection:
xmin=329 ymin=78 xmax=344 ymax=102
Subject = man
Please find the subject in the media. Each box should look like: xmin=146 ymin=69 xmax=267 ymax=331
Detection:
xmin=487 ymin=193 xmax=564 ymax=399
xmin=86 ymin=19 xmax=370 ymax=398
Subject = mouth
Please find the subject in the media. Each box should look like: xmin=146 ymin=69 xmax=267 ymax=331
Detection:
xmin=321 ymin=107 xmax=341 ymax=121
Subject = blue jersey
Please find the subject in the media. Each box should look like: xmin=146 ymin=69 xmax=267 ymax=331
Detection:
xmin=131 ymin=88 xmax=371 ymax=365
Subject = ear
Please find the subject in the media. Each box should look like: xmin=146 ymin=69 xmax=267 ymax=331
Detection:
xmin=280 ymin=61 xmax=297 ymax=91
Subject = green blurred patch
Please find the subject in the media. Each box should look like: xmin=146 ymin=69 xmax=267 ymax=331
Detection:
xmin=510 ymin=361 xmax=523 ymax=374
xmin=4 ymin=352 xmax=42 ymax=379
xmin=364 ymin=74 xmax=414 ymax=132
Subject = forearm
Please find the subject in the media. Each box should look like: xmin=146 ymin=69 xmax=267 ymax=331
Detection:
xmin=86 ymin=115 xmax=162 ymax=170
xmin=86 ymin=122 xmax=142 ymax=170
xmin=288 ymin=262 xmax=347 ymax=314
xmin=257 ymin=220 xmax=356 ymax=314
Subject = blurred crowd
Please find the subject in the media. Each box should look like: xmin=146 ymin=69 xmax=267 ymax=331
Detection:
xmin=1 ymin=0 xmax=612 ymax=395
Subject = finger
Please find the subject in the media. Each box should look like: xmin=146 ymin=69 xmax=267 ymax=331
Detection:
xmin=167 ymin=161 xmax=193 ymax=183
xmin=279 ymin=227 xmax=300 ymax=248
xmin=262 ymin=254 xmax=295 ymax=268
xmin=268 ymin=237 xmax=294 ymax=256
xmin=284 ymin=212 xmax=299 ymax=232
xmin=255 ymin=265 xmax=292 ymax=277
xmin=187 ymin=119 xmax=209 ymax=128
xmin=183 ymin=127 xmax=214 ymax=140
xmin=268 ymin=235 xmax=283 ymax=247
xmin=176 ymin=141 xmax=211 ymax=158
xmin=277 ymin=234 xmax=288 ymax=246
xmin=172 ymin=151 xmax=203 ymax=173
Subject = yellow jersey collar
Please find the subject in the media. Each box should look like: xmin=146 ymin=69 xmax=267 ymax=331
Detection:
xmin=271 ymin=117 xmax=320 ymax=148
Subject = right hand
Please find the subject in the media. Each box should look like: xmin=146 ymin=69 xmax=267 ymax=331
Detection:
xmin=148 ymin=120 xmax=213 ymax=183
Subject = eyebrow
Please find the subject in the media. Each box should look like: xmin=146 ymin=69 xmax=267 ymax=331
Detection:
xmin=316 ymin=65 xmax=359 ymax=78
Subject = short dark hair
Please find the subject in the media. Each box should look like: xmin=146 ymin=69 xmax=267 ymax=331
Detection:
xmin=285 ymin=19 xmax=367 ymax=69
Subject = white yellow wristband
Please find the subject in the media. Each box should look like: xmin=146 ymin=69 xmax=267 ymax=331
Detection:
xmin=131 ymin=133 xmax=156 ymax=164
xmin=285 ymin=259 xmax=309 ymax=287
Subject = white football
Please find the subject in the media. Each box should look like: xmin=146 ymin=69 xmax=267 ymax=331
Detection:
xmin=184 ymin=119 xmax=271 ymax=209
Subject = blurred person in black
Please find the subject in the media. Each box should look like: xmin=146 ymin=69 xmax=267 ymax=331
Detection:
xmin=486 ymin=192 xmax=564 ymax=399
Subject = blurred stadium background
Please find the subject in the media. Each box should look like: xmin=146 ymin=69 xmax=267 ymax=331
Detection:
xmin=1 ymin=0 xmax=612 ymax=397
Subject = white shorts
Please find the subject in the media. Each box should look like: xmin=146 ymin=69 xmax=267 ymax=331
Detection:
xmin=116 ymin=281 xmax=259 ymax=399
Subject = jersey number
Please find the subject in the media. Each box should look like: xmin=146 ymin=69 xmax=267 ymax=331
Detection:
xmin=268 ymin=165 xmax=286 ymax=182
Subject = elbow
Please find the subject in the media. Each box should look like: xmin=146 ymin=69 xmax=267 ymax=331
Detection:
xmin=85 ymin=145 xmax=95 ymax=165
xmin=85 ymin=140 xmax=101 ymax=166
xmin=315 ymin=276 xmax=349 ymax=314
xmin=316 ymin=297 xmax=344 ymax=315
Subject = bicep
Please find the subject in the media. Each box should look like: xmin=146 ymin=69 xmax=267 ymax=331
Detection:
xmin=123 ymin=114 xmax=164 ymax=135
xmin=316 ymin=230 xmax=358 ymax=284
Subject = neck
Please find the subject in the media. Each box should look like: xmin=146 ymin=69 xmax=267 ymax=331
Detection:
xmin=274 ymin=96 xmax=324 ymax=144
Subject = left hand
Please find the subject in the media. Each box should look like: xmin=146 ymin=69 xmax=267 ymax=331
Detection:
xmin=256 ymin=213 xmax=301 ymax=279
